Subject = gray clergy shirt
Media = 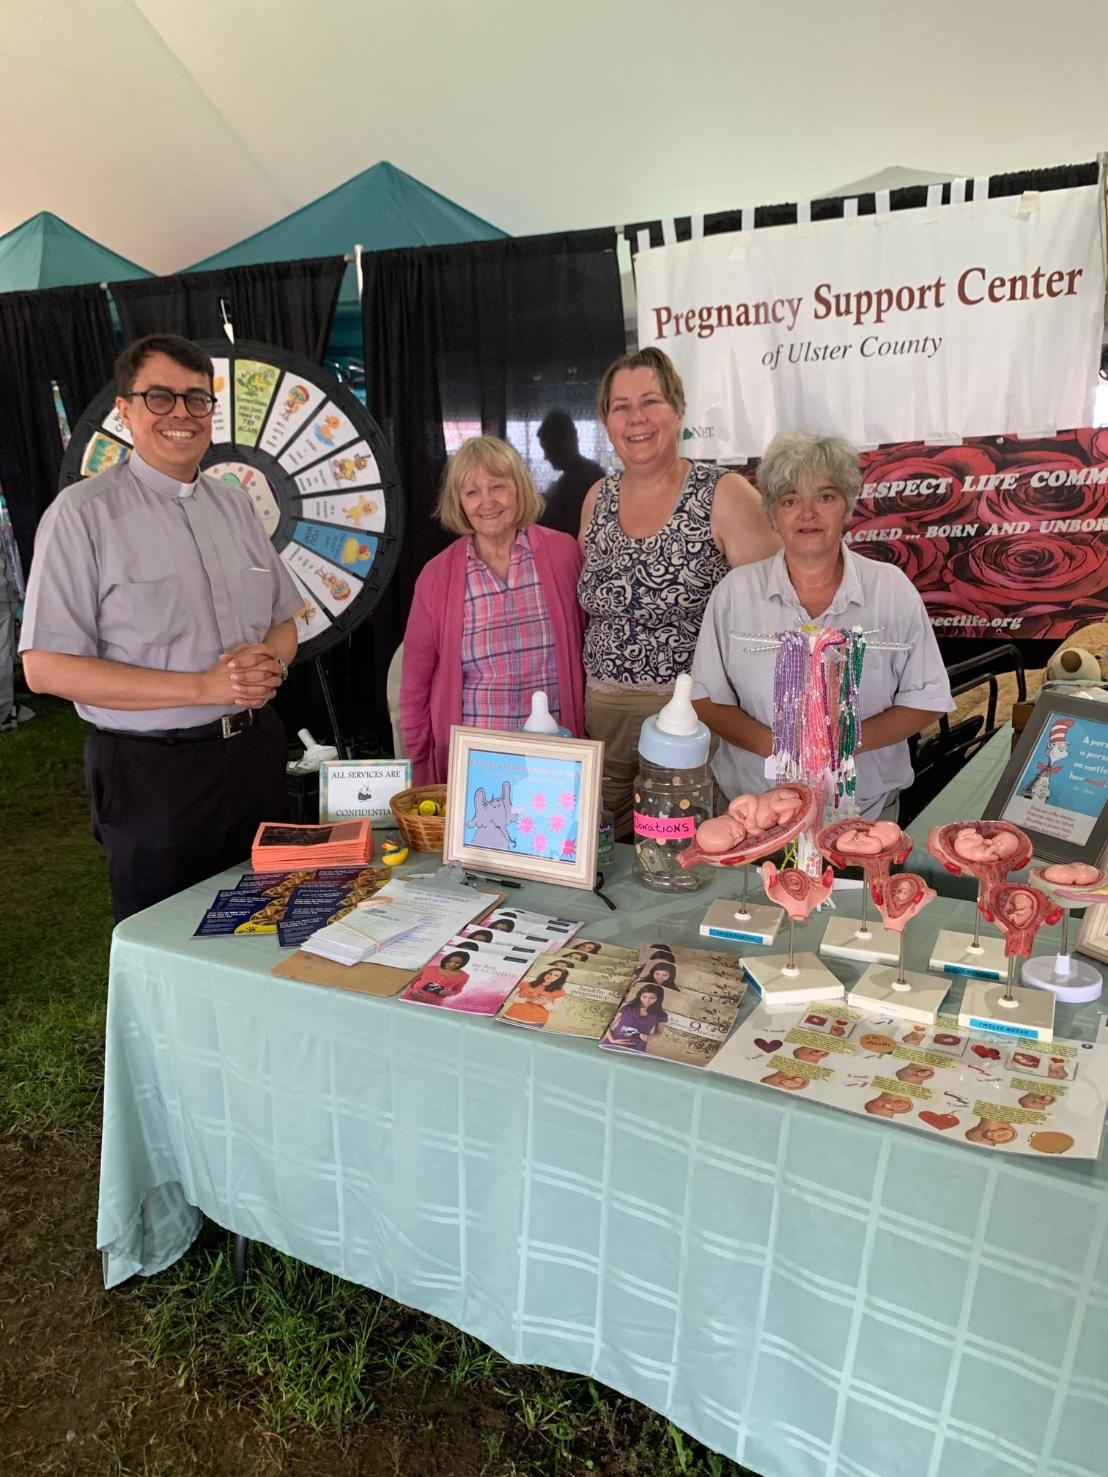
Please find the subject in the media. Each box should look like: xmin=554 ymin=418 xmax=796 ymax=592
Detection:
xmin=20 ymin=451 xmax=302 ymax=732
xmin=690 ymin=545 xmax=955 ymax=814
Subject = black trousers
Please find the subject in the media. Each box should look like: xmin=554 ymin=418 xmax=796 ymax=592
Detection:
xmin=84 ymin=706 xmax=289 ymax=922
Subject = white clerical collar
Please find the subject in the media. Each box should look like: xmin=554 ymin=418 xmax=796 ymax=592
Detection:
xmin=129 ymin=449 xmax=201 ymax=500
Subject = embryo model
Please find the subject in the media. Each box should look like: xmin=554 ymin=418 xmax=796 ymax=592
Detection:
xmin=761 ymin=861 xmax=834 ymax=923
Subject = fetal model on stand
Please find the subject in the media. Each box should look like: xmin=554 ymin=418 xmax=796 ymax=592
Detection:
xmin=959 ymin=882 xmax=1061 ymax=1041
xmin=815 ymin=817 xmax=913 ymax=964
xmin=685 ymin=785 xmax=817 ymax=947
xmin=1023 ymin=864 xmax=1106 ymax=1003
xmin=927 ymin=821 xmax=1033 ymax=981
xmin=845 ymin=870 xmax=947 ymax=1022
xmin=741 ymin=861 xmax=844 ymax=1005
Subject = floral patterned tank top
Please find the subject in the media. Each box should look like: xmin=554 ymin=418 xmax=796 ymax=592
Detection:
xmin=578 ymin=462 xmax=731 ymax=686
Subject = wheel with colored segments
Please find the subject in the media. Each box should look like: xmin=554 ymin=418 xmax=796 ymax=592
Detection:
xmin=59 ymin=339 xmax=404 ymax=664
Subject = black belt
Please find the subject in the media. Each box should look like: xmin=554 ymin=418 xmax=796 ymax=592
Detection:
xmin=94 ymin=710 xmax=258 ymax=742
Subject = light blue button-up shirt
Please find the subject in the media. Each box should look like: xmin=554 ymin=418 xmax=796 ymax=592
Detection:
xmin=20 ymin=452 xmax=301 ymax=731
xmin=690 ymin=545 xmax=954 ymax=813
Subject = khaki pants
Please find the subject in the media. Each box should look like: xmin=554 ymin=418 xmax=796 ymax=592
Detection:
xmin=584 ymin=686 xmax=671 ymax=839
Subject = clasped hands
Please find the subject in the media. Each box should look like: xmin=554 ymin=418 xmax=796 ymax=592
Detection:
xmin=204 ymin=642 xmax=287 ymax=708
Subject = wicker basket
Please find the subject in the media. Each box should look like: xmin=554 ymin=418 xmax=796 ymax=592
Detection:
xmin=390 ymin=783 xmax=447 ymax=853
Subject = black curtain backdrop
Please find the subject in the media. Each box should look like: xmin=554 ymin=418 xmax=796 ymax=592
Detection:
xmin=359 ymin=228 xmax=625 ymax=738
xmin=110 ymin=256 xmax=346 ymax=363
xmin=0 ymin=284 xmax=116 ymax=572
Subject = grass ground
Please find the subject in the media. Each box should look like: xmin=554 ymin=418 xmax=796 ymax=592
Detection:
xmin=0 ymin=698 xmax=757 ymax=1477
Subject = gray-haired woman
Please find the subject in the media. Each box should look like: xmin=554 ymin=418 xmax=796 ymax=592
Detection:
xmin=689 ymin=430 xmax=953 ymax=819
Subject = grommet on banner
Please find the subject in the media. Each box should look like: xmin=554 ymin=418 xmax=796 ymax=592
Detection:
xmin=690 ymin=213 xmax=704 ymax=240
xmin=661 ymin=217 xmax=677 ymax=247
xmin=950 ymin=177 xmax=967 ymax=206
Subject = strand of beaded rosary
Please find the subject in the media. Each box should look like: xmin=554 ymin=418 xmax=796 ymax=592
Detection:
xmin=771 ymin=630 xmax=808 ymax=782
xmin=834 ymin=629 xmax=866 ymax=810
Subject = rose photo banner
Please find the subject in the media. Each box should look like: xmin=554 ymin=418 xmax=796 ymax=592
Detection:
xmin=733 ymin=430 xmax=1108 ymax=639
xmin=635 ymin=187 xmax=1105 ymax=458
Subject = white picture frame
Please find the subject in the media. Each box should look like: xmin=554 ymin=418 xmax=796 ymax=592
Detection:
xmin=1077 ymin=901 xmax=1108 ymax=965
xmin=443 ymin=726 xmax=603 ymax=890
xmin=319 ymin=759 xmax=412 ymax=827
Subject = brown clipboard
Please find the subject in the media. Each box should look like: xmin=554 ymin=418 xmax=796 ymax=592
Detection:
xmin=269 ymin=889 xmax=505 ymax=998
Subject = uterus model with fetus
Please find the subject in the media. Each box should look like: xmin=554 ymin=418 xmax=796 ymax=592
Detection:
xmin=1022 ymin=862 xmax=1106 ymax=1002
xmin=681 ymin=785 xmax=818 ymax=930
xmin=816 ymin=817 xmax=913 ymax=942
xmin=927 ymin=820 xmax=1033 ymax=960
xmin=686 ymin=786 xmax=817 ymax=867
xmin=981 ymin=883 xmax=1061 ymax=959
xmin=878 ymin=873 xmax=937 ymax=934
xmin=815 ymin=817 xmax=939 ymax=1006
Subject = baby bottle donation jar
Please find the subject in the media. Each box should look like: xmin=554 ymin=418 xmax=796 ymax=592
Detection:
xmin=633 ymin=675 xmax=713 ymax=892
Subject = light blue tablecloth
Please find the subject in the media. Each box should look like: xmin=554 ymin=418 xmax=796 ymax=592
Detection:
xmin=99 ymin=850 xmax=1108 ymax=1477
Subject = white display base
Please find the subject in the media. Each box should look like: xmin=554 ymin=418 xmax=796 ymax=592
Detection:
xmin=743 ymin=951 xmax=845 ymax=1007
xmin=929 ymin=929 xmax=1007 ymax=982
xmin=958 ymin=979 xmax=1055 ymax=1042
xmin=700 ymin=898 xmax=783 ymax=948
xmin=819 ymin=914 xmax=900 ymax=965
xmin=1021 ymin=953 xmax=1104 ymax=1004
xmin=847 ymin=965 xmax=950 ymax=1024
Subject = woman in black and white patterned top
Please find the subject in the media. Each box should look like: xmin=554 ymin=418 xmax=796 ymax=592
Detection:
xmin=577 ymin=348 xmax=778 ymax=833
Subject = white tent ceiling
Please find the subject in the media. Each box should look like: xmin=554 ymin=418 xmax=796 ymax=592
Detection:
xmin=3 ymin=0 xmax=1106 ymax=277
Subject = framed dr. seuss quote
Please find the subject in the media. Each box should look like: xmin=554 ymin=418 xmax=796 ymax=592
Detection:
xmin=983 ymin=694 xmax=1108 ymax=866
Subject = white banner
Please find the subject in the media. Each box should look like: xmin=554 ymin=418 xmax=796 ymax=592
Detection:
xmin=634 ymin=186 xmax=1105 ymax=458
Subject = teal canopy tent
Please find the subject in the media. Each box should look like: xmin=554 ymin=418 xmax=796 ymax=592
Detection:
xmin=0 ymin=211 xmax=149 ymax=292
xmin=185 ymin=162 xmax=507 ymax=366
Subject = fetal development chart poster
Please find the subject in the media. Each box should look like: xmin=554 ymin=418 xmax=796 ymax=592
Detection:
xmin=708 ymin=1001 xmax=1108 ymax=1159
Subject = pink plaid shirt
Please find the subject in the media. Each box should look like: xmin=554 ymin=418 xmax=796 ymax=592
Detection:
xmin=461 ymin=530 xmax=560 ymax=730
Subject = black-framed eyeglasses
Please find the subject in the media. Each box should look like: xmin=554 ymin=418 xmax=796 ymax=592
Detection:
xmin=123 ymin=387 xmax=217 ymax=417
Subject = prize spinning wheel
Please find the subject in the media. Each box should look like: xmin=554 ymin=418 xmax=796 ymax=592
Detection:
xmin=59 ymin=339 xmax=404 ymax=665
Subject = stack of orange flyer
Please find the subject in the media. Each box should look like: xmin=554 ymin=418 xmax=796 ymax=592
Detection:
xmin=250 ymin=820 xmax=373 ymax=871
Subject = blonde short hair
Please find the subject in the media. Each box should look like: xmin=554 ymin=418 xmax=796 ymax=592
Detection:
xmin=596 ymin=347 xmax=686 ymax=421
xmin=434 ymin=436 xmax=543 ymax=536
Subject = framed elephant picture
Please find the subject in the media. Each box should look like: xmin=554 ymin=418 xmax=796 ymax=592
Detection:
xmin=443 ymin=726 xmax=604 ymax=889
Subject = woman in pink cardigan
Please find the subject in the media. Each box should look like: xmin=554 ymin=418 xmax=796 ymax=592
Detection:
xmin=400 ymin=436 xmax=586 ymax=786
